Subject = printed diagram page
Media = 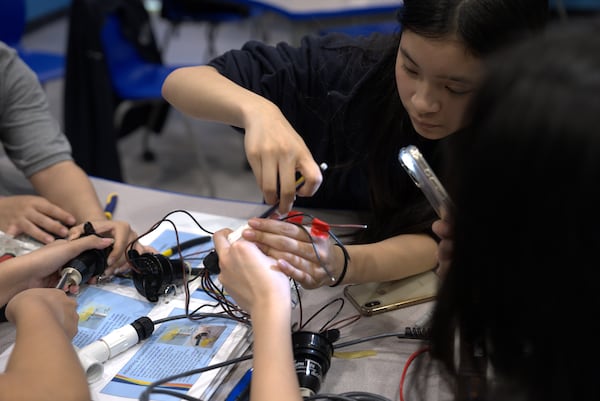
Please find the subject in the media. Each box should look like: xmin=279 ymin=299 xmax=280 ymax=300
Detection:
xmin=0 ymin=210 xmax=252 ymax=401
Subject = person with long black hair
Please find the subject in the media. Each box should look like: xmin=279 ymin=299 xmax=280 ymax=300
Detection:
xmin=163 ymin=0 xmax=548 ymax=288
xmin=426 ymin=18 xmax=600 ymax=401
xmin=212 ymin=17 xmax=600 ymax=401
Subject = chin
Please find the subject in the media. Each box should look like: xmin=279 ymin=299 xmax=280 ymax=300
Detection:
xmin=414 ymin=126 xmax=450 ymax=140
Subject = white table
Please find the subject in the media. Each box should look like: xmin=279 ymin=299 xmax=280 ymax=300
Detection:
xmin=2 ymin=177 xmax=443 ymax=400
xmin=93 ymin=177 xmax=443 ymax=400
xmin=243 ymin=0 xmax=402 ymax=44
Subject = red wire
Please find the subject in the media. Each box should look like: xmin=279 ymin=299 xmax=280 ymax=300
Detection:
xmin=399 ymin=346 xmax=430 ymax=401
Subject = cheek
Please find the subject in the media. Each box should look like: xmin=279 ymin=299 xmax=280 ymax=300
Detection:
xmin=395 ymin=68 xmax=413 ymax=108
xmin=448 ymin=97 xmax=474 ymax=131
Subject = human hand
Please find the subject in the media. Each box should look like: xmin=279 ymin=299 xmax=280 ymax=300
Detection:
xmin=5 ymin=235 xmax=115 ymax=295
xmin=238 ymin=218 xmax=342 ymax=289
xmin=244 ymin=103 xmax=323 ymax=214
xmin=213 ymin=229 xmax=291 ymax=315
xmin=0 ymin=195 xmax=76 ymax=243
xmin=68 ymin=220 xmax=145 ymax=276
xmin=5 ymin=288 xmax=80 ymax=338
xmin=432 ymin=219 xmax=453 ymax=278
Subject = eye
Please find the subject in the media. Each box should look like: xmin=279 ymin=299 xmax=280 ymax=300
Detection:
xmin=445 ymin=86 xmax=472 ymax=95
xmin=401 ymin=64 xmax=418 ymax=76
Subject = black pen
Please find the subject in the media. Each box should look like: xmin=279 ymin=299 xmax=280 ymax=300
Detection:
xmin=162 ymin=236 xmax=212 ymax=257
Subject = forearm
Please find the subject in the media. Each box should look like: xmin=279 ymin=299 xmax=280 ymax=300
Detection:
xmin=250 ymin=304 xmax=301 ymax=401
xmin=29 ymin=161 xmax=104 ymax=223
xmin=0 ymin=270 xmax=30 ymax=306
xmin=162 ymin=66 xmax=277 ymax=129
xmin=0 ymin=254 xmax=41 ymax=305
xmin=2 ymin=309 xmax=90 ymax=401
xmin=344 ymin=234 xmax=438 ymax=284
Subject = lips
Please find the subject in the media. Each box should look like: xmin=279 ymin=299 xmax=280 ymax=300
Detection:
xmin=412 ymin=117 xmax=440 ymax=129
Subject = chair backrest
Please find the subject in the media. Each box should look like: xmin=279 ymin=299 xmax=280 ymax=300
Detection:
xmin=99 ymin=8 xmax=172 ymax=101
xmin=100 ymin=14 xmax=151 ymax=80
xmin=0 ymin=0 xmax=26 ymax=47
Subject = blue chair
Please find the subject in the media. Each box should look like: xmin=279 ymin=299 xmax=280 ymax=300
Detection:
xmin=0 ymin=0 xmax=65 ymax=84
xmin=319 ymin=21 xmax=400 ymax=37
xmin=100 ymin=14 xmax=179 ymax=101
xmin=99 ymin=11 xmax=215 ymax=195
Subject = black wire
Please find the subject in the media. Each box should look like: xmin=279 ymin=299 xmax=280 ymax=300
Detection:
xmin=133 ymin=210 xmax=404 ymax=401
xmin=147 ymin=389 xmax=204 ymax=401
xmin=306 ymin=392 xmax=393 ymax=401
xmin=138 ymin=208 xmax=249 ymax=323
xmin=198 ymin=271 xmax=249 ymax=323
xmin=334 ymin=332 xmax=422 ymax=348
xmin=138 ymin=329 xmax=421 ymax=401
xmin=152 ymin=312 xmax=249 ymax=326
xmin=138 ymin=354 xmax=253 ymax=401
xmin=300 ymin=297 xmax=345 ymax=332
xmin=307 ymin=395 xmax=359 ymax=401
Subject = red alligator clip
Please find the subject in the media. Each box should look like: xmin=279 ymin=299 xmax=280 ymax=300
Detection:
xmin=286 ymin=211 xmax=304 ymax=224
xmin=310 ymin=218 xmax=330 ymax=239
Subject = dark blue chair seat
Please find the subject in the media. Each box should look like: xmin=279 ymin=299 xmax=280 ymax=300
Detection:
xmin=319 ymin=21 xmax=400 ymax=37
xmin=97 ymin=10 xmax=215 ymax=194
xmin=100 ymin=14 xmax=182 ymax=100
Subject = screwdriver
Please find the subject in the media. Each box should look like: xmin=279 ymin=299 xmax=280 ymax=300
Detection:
xmin=203 ymin=163 xmax=331 ymax=276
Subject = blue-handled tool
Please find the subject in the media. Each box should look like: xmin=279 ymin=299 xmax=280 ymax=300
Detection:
xmin=104 ymin=192 xmax=118 ymax=220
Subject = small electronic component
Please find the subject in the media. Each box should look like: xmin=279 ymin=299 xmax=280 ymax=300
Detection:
xmin=56 ymin=222 xmax=112 ymax=292
xmin=128 ymin=250 xmax=203 ymax=302
xmin=56 ymin=267 xmax=82 ymax=291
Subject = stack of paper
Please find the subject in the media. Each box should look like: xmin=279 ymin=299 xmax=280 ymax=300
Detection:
xmin=1 ymin=211 xmax=253 ymax=401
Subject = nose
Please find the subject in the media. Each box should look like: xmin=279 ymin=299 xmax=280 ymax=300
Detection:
xmin=411 ymin=81 xmax=440 ymax=114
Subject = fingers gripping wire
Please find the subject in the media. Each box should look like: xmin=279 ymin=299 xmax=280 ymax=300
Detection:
xmin=279 ymin=212 xmax=363 ymax=333
xmin=280 ymin=211 xmax=354 ymax=285
xmin=122 ymin=210 xmax=362 ymax=327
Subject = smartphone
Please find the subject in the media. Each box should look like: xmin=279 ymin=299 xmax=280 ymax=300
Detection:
xmin=343 ymin=270 xmax=438 ymax=316
xmin=398 ymin=145 xmax=453 ymax=219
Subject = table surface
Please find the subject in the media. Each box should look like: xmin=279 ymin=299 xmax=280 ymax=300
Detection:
xmin=92 ymin=177 xmax=442 ymax=400
xmin=246 ymin=0 xmax=402 ymax=19
xmin=1 ymin=177 xmax=442 ymax=400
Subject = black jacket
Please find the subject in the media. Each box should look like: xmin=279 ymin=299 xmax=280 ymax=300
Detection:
xmin=209 ymin=33 xmax=445 ymax=240
xmin=209 ymin=34 xmax=439 ymax=209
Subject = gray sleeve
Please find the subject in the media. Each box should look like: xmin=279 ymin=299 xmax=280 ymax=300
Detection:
xmin=0 ymin=42 xmax=72 ymax=178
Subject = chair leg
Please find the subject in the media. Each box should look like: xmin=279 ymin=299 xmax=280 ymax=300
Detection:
xmin=141 ymin=128 xmax=156 ymax=162
xmin=206 ymin=23 xmax=219 ymax=58
xmin=139 ymin=102 xmax=165 ymax=162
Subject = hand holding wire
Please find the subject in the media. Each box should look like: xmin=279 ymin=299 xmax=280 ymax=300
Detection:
xmin=239 ymin=214 xmax=349 ymax=288
xmin=214 ymin=229 xmax=293 ymax=314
